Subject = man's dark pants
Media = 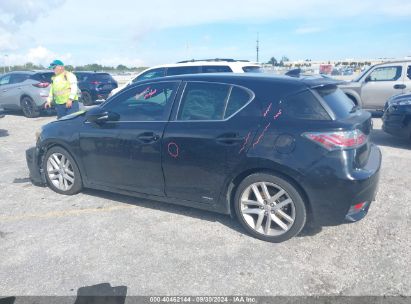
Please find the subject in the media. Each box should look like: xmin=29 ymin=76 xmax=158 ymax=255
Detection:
xmin=55 ymin=101 xmax=80 ymax=119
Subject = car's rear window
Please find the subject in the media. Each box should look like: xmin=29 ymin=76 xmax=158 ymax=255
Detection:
xmin=31 ymin=72 xmax=53 ymax=82
xmin=93 ymin=73 xmax=114 ymax=82
xmin=242 ymin=66 xmax=263 ymax=73
xmin=315 ymin=86 xmax=354 ymax=119
xmin=282 ymin=90 xmax=330 ymax=120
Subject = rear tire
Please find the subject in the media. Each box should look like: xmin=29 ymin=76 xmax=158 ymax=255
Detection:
xmin=81 ymin=91 xmax=93 ymax=106
xmin=21 ymin=96 xmax=40 ymax=118
xmin=43 ymin=146 xmax=83 ymax=195
xmin=234 ymin=173 xmax=306 ymax=243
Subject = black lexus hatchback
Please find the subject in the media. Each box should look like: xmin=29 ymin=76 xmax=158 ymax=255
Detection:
xmin=26 ymin=74 xmax=381 ymax=242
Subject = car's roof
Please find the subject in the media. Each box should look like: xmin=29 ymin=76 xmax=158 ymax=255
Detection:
xmin=4 ymin=71 xmax=36 ymax=75
xmin=374 ymin=60 xmax=411 ymax=67
xmin=147 ymin=60 xmax=260 ymax=70
xmin=74 ymin=71 xmax=110 ymax=74
xmin=3 ymin=70 xmax=52 ymax=75
xmin=128 ymin=73 xmax=339 ymax=89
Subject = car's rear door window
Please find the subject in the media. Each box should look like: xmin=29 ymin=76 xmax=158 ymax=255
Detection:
xmin=166 ymin=66 xmax=201 ymax=76
xmin=177 ymin=82 xmax=253 ymax=121
xmin=10 ymin=73 xmax=31 ymax=84
xmin=224 ymin=86 xmax=253 ymax=118
xmin=202 ymin=66 xmax=232 ymax=73
xmin=133 ymin=68 xmax=166 ymax=83
xmin=178 ymin=82 xmax=230 ymax=120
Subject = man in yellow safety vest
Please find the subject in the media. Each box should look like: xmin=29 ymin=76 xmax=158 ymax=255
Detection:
xmin=44 ymin=59 xmax=79 ymax=118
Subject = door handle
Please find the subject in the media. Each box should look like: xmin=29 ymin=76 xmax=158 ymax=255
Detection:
xmin=215 ymin=132 xmax=243 ymax=145
xmin=393 ymin=84 xmax=406 ymax=89
xmin=136 ymin=132 xmax=159 ymax=144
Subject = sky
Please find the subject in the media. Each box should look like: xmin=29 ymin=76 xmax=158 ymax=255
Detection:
xmin=1 ymin=0 xmax=411 ymax=68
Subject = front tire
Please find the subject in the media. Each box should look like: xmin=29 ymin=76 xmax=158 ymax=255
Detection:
xmin=21 ymin=96 xmax=40 ymax=118
xmin=234 ymin=173 xmax=306 ymax=243
xmin=43 ymin=146 xmax=83 ymax=195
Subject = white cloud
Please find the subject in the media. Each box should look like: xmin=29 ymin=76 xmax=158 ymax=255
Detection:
xmin=2 ymin=0 xmax=411 ymax=65
xmin=0 ymin=0 xmax=65 ymax=30
xmin=0 ymin=30 xmax=19 ymax=51
xmin=6 ymin=46 xmax=72 ymax=66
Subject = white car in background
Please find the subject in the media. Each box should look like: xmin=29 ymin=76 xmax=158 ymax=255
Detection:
xmin=110 ymin=59 xmax=262 ymax=96
xmin=339 ymin=60 xmax=411 ymax=111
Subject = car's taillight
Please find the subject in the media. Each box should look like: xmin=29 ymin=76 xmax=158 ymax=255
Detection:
xmin=33 ymin=82 xmax=50 ymax=88
xmin=90 ymin=81 xmax=101 ymax=85
xmin=302 ymin=129 xmax=367 ymax=150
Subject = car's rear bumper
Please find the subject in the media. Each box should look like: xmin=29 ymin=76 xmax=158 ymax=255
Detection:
xmin=26 ymin=147 xmax=46 ymax=185
xmin=302 ymin=144 xmax=382 ymax=226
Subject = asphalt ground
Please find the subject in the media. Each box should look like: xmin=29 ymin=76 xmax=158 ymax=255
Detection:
xmin=0 ymin=111 xmax=410 ymax=297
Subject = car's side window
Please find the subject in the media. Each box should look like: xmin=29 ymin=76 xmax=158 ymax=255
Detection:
xmin=105 ymin=81 xmax=179 ymax=121
xmin=134 ymin=68 xmax=166 ymax=83
xmin=224 ymin=86 xmax=253 ymax=118
xmin=0 ymin=75 xmax=11 ymax=86
xmin=202 ymin=66 xmax=232 ymax=73
xmin=282 ymin=90 xmax=330 ymax=120
xmin=178 ymin=82 xmax=231 ymax=121
xmin=368 ymin=66 xmax=402 ymax=81
xmin=10 ymin=74 xmax=30 ymax=84
xmin=166 ymin=66 xmax=201 ymax=76
xmin=407 ymin=66 xmax=411 ymax=80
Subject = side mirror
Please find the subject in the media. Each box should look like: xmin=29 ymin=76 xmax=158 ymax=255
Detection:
xmin=364 ymin=75 xmax=371 ymax=83
xmin=86 ymin=107 xmax=119 ymax=124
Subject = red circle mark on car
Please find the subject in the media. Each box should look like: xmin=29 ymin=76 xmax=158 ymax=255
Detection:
xmin=167 ymin=142 xmax=179 ymax=158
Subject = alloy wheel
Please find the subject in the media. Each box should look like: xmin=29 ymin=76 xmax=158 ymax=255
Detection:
xmin=46 ymin=152 xmax=75 ymax=191
xmin=240 ymin=182 xmax=296 ymax=236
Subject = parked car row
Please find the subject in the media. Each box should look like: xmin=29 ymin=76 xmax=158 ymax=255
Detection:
xmin=0 ymin=59 xmax=261 ymax=117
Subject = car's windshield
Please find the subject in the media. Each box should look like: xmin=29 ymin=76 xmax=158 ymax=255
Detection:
xmin=353 ymin=65 xmax=375 ymax=82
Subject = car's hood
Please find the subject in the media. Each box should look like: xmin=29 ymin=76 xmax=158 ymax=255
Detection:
xmin=391 ymin=92 xmax=411 ymax=101
xmin=57 ymin=109 xmax=88 ymax=121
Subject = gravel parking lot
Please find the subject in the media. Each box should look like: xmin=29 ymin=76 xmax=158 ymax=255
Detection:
xmin=0 ymin=112 xmax=410 ymax=297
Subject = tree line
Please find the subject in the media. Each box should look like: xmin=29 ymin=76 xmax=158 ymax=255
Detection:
xmin=1 ymin=62 xmax=148 ymax=73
